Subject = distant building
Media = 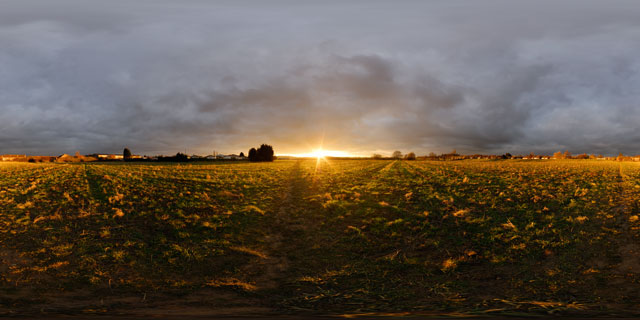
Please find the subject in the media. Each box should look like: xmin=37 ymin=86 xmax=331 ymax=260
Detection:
xmin=89 ymin=154 xmax=122 ymax=160
xmin=86 ymin=153 xmax=132 ymax=160
xmin=216 ymin=154 xmax=247 ymax=160
xmin=1 ymin=154 xmax=26 ymax=161
xmin=56 ymin=154 xmax=77 ymax=162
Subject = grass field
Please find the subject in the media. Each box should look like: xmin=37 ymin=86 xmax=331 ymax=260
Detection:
xmin=1 ymin=159 xmax=640 ymax=317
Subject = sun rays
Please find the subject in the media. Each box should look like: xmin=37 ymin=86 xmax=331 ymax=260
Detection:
xmin=313 ymin=149 xmax=330 ymax=175
xmin=292 ymin=149 xmax=353 ymax=158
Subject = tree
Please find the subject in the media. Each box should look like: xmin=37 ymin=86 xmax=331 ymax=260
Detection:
xmin=123 ymin=148 xmax=132 ymax=161
xmin=174 ymin=152 xmax=188 ymax=161
xmin=257 ymin=144 xmax=274 ymax=162
xmin=392 ymin=151 xmax=403 ymax=159
xmin=563 ymin=150 xmax=572 ymax=159
xmin=239 ymin=152 xmax=245 ymax=158
xmin=248 ymin=148 xmax=257 ymax=162
xmin=405 ymin=152 xmax=416 ymax=160
xmin=372 ymin=153 xmax=382 ymax=159
xmin=249 ymin=144 xmax=274 ymax=162
xmin=553 ymin=151 xmax=563 ymax=159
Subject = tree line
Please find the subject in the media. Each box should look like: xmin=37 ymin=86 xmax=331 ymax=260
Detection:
xmin=371 ymin=149 xmax=640 ymax=161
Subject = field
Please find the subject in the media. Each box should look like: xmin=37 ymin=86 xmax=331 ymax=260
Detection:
xmin=1 ymin=159 xmax=640 ymax=317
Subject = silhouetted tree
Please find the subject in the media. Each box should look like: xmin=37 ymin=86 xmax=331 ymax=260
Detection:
xmin=372 ymin=153 xmax=383 ymax=159
xmin=123 ymin=148 xmax=132 ymax=161
xmin=239 ymin=152 xmax=245 ymax=158
xmin=257 ymin=144 xmax=274 ymax=162
xmin=248 ymin=145 xmax=274 ymax=162
xmin=405 ymin=152 xmax=416 ymax=160
xmin=392 ymin=151 xmax=403 ymax=159
xmin=174 ymin=152 xmax=189 ymax=162
xmin=157 ymin=152 xmax=189 ymax=162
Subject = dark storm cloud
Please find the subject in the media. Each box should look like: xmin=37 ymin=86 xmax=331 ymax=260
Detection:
xmin=2 ymin=0 xmax=640 ymax=156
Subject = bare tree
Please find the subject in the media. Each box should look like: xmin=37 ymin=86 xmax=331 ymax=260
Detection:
xmin=392 ymin=151 xmax=403 ymax=159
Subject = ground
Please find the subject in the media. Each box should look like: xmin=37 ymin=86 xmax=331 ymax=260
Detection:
xmin=1 ymin=159 xmax=640 ymax=317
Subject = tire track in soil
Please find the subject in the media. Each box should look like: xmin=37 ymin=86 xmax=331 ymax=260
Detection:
xmin=580 ymin=162 xmax=640 ymax=313
xmin=246 ymin=159 xmax=391 ymax=312
xmin=246 ymin=170 xmax=299 ymax=291
xmin=611 ymin=164 xmax=640 ymax=277
xmin=239 ymin=160 xmax=314 ymax=307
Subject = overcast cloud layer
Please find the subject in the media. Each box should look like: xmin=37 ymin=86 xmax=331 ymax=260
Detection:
xmin=2 ymin=0 xmax=640 ymax=156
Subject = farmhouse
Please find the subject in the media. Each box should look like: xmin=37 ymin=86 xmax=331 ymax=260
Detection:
xmin=1 ymin=154 xmax=26 ymax=161
xmin=88 ymin=154 xmax=124 ymax=160
xmin=216 ymin=154 xmax=247 ymax=160
xmin=56 ymin=154 xmax=77 ymax=162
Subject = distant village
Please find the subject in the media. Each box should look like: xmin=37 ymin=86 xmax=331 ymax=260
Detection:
xmin=0 ymin=150 xmax=248 ymax=163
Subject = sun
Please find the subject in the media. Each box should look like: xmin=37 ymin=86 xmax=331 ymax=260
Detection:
xmin=291 ymin=149 xmax=353 ymax=158
xmin=311 ymin=149 xmax=329 ymax=159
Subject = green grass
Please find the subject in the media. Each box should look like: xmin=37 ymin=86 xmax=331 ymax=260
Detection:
xmin=1 ymin=159 xmax=640 ymax=316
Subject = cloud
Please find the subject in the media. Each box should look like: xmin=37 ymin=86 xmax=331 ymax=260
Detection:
xmin=2 ymin=0 xmax=640 ymax=156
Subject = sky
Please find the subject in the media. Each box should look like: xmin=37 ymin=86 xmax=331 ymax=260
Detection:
xmin=2 ymin=0 xmax=640 ymax=156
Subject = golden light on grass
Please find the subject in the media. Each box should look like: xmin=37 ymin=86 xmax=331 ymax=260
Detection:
xmin=285 ymin=148 xmax=358 ymax=175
